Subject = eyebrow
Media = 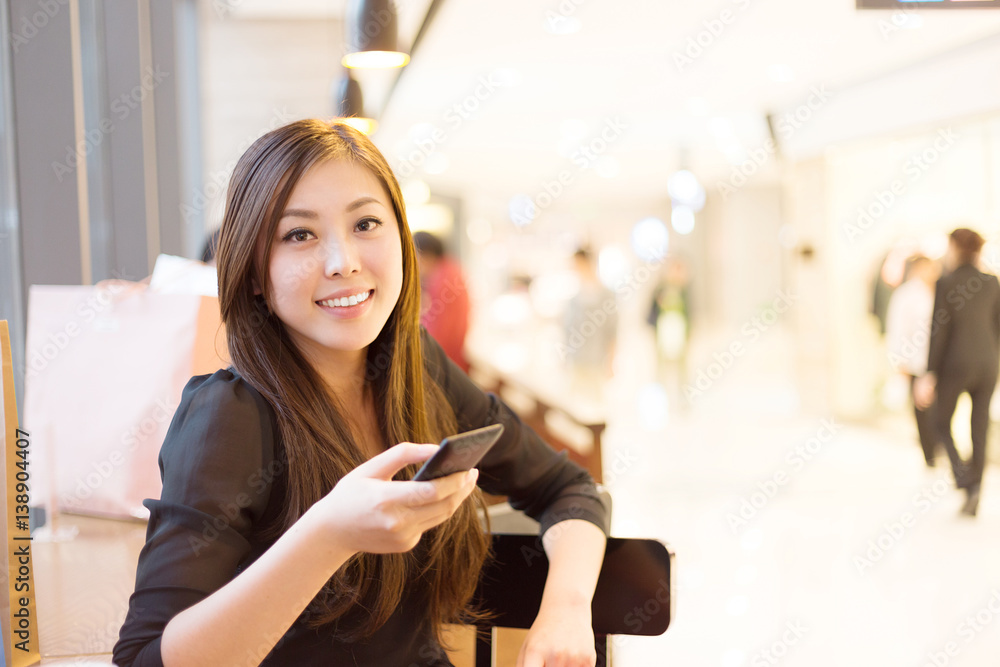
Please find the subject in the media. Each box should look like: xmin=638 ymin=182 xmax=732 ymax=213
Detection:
xmin=280 ymin=208 xmax=318 ymax=220
xmin=280 ymin=196 xmax=383 ymax=220
xmin=347 ymin=196 xmax=381 ymax=212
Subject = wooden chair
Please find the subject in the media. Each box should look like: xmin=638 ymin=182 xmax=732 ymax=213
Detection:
xmin=472 ymin=533 xmax=674 ymax=667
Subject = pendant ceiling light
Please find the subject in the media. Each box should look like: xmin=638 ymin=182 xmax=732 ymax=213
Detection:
xmin=332 ymin=73 xmax=378 ymax=134
xmin=342 ymin=0 xmax=410 ymax=69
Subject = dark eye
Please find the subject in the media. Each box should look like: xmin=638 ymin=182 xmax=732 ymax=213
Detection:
xmin=282 ymin=228 xmax=314 ymax=243
xmin=356 ymin=217 xmax=383 ymax=233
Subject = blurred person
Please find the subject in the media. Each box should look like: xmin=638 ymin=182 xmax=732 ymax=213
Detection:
xmin=870 ymin=251 xmax=901 ymax=335
xmin=648 ymin=259 xmax=691 ymax=402
xmin=114 ymin=120 xmax=607 ymax=666
xmin=562 ymin=248 xmax=617 ymax=399
xmin=916 ymin=228 xmax=1000 ymax=517
xmin=885 ymin=255 xmax=940 ymax=467
xmin=413 ymin=231 xmax=471 ymax=373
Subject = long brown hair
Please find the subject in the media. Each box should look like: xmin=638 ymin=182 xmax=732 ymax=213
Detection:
xmin=216 ymin=119 xmax=489 ymax=641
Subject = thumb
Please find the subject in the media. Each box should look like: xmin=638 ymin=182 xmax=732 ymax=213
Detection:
xmin=356 ymin=443 xmax=438 ymax=481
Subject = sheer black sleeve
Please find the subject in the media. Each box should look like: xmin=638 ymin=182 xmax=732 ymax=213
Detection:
xmin=113 ymin=369 xmax=277 ymax=667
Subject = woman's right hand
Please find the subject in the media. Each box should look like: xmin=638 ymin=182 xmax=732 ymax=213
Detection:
xmin=305 ymin=443 xmax=479 ymax=556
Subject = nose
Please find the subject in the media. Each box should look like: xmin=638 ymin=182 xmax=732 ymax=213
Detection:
xmin=323 ymin=234 xmax=361 ymax=278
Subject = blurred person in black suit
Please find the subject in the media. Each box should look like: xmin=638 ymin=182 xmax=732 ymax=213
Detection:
xmin=916 ymin=229 xmax=1000 ymax=517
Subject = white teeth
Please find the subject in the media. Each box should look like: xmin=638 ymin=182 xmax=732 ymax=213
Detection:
xmin=319 ymin=290 xmax=370 ymax=308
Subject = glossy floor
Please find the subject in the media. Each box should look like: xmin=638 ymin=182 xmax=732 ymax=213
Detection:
xmin=599 ymin=330 xmax=1000 ymax=666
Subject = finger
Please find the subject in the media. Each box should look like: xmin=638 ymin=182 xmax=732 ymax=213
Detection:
xmin=398 ymin=469 xmax=478 ymax=516
xmin=415 ymin=467 xmax=479 ymax=502
xmin=408 ymin=474 xmax=479 ymax=531
xmin=355 ymin=443 xmax=438 ymax=480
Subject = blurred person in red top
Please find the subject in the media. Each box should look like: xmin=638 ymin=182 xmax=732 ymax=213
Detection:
xmin=414 ymin=231 xmax=470 ymax=372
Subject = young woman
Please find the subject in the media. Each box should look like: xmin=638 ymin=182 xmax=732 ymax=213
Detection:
xmin=114 ymin=119 xmax=608 ymax=667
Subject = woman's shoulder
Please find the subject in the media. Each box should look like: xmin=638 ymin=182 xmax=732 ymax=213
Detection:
xmin=178 ymin=367 xmax=274 ymax=420
xmin=161 ymin=367 xmax=278 ymax=477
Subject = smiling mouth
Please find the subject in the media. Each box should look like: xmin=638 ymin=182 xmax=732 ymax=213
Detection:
xmin=316 ymin=290 xmax=373 ymax=308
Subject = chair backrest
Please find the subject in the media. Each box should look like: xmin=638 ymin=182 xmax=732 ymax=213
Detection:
xmin=474 ymin=533 xmax=674 ymax=635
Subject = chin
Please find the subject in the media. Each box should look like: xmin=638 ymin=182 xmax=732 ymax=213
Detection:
xmin=326 ymin=331 xmax=380 ymax=352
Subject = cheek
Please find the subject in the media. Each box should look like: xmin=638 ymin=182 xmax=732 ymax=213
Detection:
xmin=268 ymin=253 xmax=310 ymax=307
xmin=393 ymin=245 xmax=405 ymax=282
xmin=372 ymin=233 xmax=404 ymax=295
xmin=389 ymin=246 xmax=405 ymax=298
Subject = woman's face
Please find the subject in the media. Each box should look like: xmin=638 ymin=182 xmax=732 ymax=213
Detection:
xmin=265 ymin=159 xmax=404 ymax=364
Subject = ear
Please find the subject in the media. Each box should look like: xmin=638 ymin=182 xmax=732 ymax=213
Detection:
xmin=252 ymin=277 xmax=262 ymax=296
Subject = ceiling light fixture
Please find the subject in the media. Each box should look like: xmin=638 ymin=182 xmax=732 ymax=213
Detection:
xmin=342 ymin=0 xmax=410 ymax=69
xmin=332 ymin=73 xmax=377 ymax=134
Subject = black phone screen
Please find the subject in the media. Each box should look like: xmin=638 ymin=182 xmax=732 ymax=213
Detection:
xmin=412 ymin=423 xmax=505 ymax=481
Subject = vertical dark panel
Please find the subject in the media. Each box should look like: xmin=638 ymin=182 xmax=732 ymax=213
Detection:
xmin=79 ymin=0 xmax=114 ymax=282
xmin=102 ymin=0 xmax=153 ymax=280
xmin=174 ymin=0 xmax=204 ymax=259
xmin=10 ymin=0 xmax=85 ymax=288
xmin=1 ymin=0 xmax=27 ymax=417
xmin=150 ymin=0 xmax=182 ymax=257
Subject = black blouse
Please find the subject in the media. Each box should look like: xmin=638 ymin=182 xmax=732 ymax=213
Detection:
xmin=113 ymin=332 xmax=608 ymax=666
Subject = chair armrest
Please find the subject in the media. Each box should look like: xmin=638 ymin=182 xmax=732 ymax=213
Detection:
xmin=474 ymin=534 xmax=673 ymax=637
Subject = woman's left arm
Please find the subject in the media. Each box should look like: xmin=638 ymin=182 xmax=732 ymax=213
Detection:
xmin=518 ymin=519 xmax=607 ymax=667
xmin=419 ymin=329 xmax=609 ymax=664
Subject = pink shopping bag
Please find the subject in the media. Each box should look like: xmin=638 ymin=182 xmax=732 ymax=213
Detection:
xmin=24 ymin=282 xmax=228 ymax=519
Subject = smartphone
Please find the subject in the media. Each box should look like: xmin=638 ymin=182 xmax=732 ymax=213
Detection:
xmin=412 ymin=423 xmax=505 ymax=481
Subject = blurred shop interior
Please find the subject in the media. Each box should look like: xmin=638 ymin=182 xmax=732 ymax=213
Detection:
xmin=4 ymin=0 xmax=1000 ymax=665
